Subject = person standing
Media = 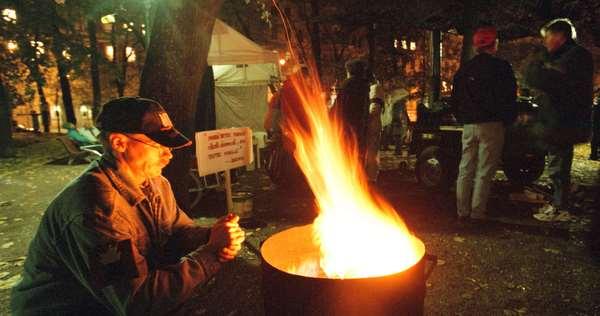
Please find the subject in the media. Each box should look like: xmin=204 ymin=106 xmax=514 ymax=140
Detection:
xmin=524 ymin=19 xmax=594 ymax=221
xmin=452 ymin=26 xmax=517 ymax=221
xmin=332 ymin=59 xmax=371 ymax=163
xmin=365 ymin=74 xmax=385 ymax=182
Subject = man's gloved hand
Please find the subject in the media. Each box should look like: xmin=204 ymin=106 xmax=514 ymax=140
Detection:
xmin=207 ymin=214 xmax=245 ymax=262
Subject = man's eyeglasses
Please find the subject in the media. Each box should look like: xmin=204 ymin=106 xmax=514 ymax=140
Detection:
xmin=124 ymin=135 xmax=171 ymax=151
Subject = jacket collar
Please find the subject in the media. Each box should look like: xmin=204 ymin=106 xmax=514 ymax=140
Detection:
xmin=97 ymin=154 xmax=146 ymax=206
xmin=549 ymin=39 xmax=576 ymax=59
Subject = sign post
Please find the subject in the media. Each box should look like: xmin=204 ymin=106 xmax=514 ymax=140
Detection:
xmin=195 ymin=127 xmax=253 ymax=213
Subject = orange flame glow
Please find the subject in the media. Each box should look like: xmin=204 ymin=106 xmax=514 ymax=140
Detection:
xmin=282 ymin=72 xmax=422 ymax=279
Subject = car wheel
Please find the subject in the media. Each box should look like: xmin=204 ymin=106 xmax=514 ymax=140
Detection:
xmin=416 ymin=146 xmax=448 ymax=190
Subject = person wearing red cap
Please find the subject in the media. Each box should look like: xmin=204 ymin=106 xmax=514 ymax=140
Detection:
xmin=452 ymin=26 xmax=517 ymax=222
xmin=11 ymin=97 xmax=245 ymax=315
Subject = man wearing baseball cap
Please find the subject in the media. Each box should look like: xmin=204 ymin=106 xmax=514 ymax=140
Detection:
xmin=11 ymin=97 xmax=245 ymax=315
xmin=452 ymin=26 xmax=517 ymax=222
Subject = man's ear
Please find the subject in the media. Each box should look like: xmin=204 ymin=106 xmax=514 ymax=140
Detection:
xmin=109 ymin=133 xmax=128 ymax=153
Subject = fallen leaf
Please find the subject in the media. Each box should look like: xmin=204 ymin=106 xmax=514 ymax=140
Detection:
xmin=1 ymin=242 xmax=14 ymax=249
xmin=516 ymin=307 xmax=528 ymax=314
xmin=0 ymin=274 xmax=21 ymax=290
xmin=0 ymin=272 xmax=9 ymax=279
xmin=543 ymin=248 xmax=561 ymax=254
xmin=437 ymin=259 xmax=446 ymax=266
xmin=453 ymin=236 xmax=465 ymax=243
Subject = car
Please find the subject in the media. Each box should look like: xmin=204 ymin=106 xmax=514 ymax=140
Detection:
xmin=411 ymin=97 xmax=546 ymax=190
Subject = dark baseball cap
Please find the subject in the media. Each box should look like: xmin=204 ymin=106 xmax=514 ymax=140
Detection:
xmin=96 ymin=96 xmax=192 ymax=149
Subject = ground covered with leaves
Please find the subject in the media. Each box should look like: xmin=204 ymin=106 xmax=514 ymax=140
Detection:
xmin=0 ymin=133 xmax=599 ymax=315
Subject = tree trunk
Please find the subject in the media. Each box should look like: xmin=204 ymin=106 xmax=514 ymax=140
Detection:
xmin=57 ymin=60 xmax=76 ymax=125
xmin=367 ymin=23 xmax=376 ymax=70
xmin=460 ymin=0 xmax=476 ymax=65
xmin=430 ymin=30 xmax=441 ymax=103
xmin=87 ymin=18 xmax=102 ymax=119
xmin=139 ymin=0 xmax=223 ymax=211
xmin=34 ymin=74 xmax=51 ymax=133
xmin=117 ymin=32 xmax=129 ymax=97
xmin=195 ymin=66 xmax=215 ymax=132
xmin=0 ymin=78 xmax=13 ymax=157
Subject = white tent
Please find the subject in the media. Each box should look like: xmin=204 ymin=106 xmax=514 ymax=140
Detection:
xmin=208 ymin=19 xmax=280 ymax=132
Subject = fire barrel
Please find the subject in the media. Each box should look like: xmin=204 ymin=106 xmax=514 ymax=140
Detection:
xmin=260 ymin=225 xmax=436 ymax=316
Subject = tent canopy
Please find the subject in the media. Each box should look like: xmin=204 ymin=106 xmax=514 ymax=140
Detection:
xmin=208 ymin=19 xmax=279 ymax=66
xmin=208 ymin=19 xmax=280 ymax=132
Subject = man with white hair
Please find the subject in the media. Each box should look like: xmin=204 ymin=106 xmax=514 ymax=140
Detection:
xmin=524 ymin=19 xmax=594 ymax=221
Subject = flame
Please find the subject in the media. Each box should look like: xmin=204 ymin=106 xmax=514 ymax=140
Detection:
xmin=281 ymin=72 xmax=421 ymax=279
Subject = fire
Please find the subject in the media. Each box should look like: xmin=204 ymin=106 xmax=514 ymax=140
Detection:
xmin=282 ymin=72 xmax=422 ymax=279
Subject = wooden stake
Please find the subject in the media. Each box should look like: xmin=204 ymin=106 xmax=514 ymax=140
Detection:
xmin=224 ymin=169 xmax=233 ymax=212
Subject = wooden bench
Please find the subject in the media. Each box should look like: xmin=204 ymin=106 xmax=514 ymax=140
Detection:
xmin=57 ymin=136 xmax=102 ymax=165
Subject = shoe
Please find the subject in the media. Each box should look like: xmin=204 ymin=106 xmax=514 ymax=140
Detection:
xmin=533 ymin=204 xmax=557 ymax=221
xmin=533 ymin=204 xmax=574 ymax=222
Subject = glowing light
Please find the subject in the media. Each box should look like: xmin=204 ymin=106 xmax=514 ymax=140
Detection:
xmin=401 ymin=40 xmax=408 ymax=50
xmin=105 ymin=45 xmax=114 ymax=60
xmin=126 ymin=46 xmax=136 ymax=62
xmin=62 ymin=49 xmax=71 ymax=60
xmin=393 ymin=39 xmax=399 ymax=49
xmin=100 ymin=14 xmax=116 ymax=24
xmin=282 ymin=70 xmax=421 ymax=279
xmin=410 ymin=41 xmax=416 ymax=51
xmin=6 ymin=40 xmax=18 ymax=53
xmin=279 ymin=58 xmax=286 ymax=66
xmin=30 ymin=41 xmax=45 ymax=56
xmin=2 ymin=8 xmax=16 ymax=23
xmin=80 ymin=105 xmax=89 ymax=116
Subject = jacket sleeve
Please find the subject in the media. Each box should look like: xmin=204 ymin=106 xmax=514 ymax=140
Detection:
xmin=59 ymin=211 xmax=221 ymax=316
xmin=523 ymin=56 xmax=568 ymax=93
xmin=166 ymin=207 xmax=212 ymax=259
xmin=495 ymin=61 xmax=518 ymax=124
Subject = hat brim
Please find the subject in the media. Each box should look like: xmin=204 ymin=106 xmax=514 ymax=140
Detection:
xmin=147 ymin=128 xmax=192 ymax=149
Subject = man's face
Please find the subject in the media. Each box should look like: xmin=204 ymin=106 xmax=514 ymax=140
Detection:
xmin=118 ymin=133 xmax=173 ymax=179
xmin=544 ymin=31 xmax=566 ymax=53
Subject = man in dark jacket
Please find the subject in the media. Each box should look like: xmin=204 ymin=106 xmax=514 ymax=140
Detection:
xmin=452 ymin=26 xmax=517 ymax=221
xmin=524 ymin=19 xmax=594 ymax=221
xmin=11 ymin=97 xmax=245 ymax=315
xmin=332 ymin=59 xmax=370 ymax=163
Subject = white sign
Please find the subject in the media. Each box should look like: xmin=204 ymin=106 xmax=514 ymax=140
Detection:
xmin=195 ymin=127 xmax=254 ymax=176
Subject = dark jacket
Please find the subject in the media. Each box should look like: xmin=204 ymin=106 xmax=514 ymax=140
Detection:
xmin=523 ymin=40 xmax=594 ymax=146
xmin=451 ymin=53 xmax=517 ymax=125
xmin=11 ymin=156 xmax=221 ymax=315
xmin=332 ymin=76 xmax=370 ymax=152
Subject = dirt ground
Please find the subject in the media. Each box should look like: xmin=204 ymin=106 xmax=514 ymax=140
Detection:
xmin=1 ymin=132 xmax=599 ymax=315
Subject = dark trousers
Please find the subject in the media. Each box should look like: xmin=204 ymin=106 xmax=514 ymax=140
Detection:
xmin=547 ymin=144 xmax=574 ymax=208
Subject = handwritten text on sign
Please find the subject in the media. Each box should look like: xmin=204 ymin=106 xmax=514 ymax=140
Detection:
xmin=195 ymin=127 xmax=254 ymax=176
